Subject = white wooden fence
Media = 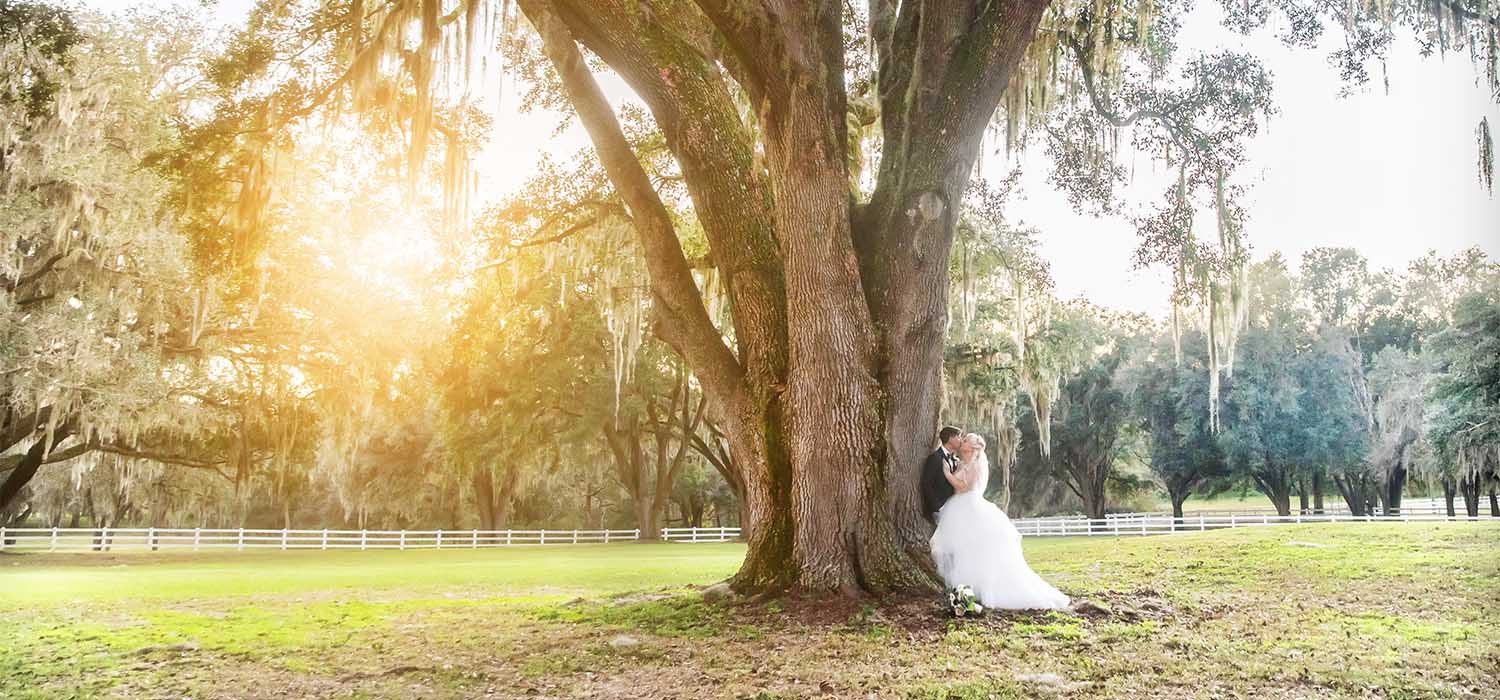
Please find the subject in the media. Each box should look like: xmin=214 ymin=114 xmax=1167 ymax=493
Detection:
xmin=1016 ymin=510 xmax=1494 ymax=537
xmin=0 ymin=526 xmax=743 ymax=552
xmin=0 ymin=512 xmax=1490 ymax=553
xmin=1103 ymin=497 xmax=1481 ymax=520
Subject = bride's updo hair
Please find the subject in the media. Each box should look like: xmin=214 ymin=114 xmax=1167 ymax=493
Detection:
xmin=963 ymin=433 xmax=986 ymax=450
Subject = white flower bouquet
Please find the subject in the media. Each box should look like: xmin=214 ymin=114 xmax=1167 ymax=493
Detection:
xmin=947 ymin=585 xmax=984 ymax=617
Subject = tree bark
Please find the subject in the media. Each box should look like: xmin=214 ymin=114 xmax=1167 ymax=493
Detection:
xmin=0 ymin=423 xmax=75 ymax=510
xmin=1385 ymin=461 xmax=1406 ymax=516
xmin=473 ymin=467 xmax=496 ymax=531
xmin=1254 ymin=465 xmax=1293 ymax=517
xmin=1442 ymin=477 xmax=1457 ymax=517
xmin=1169 ymin=487 xmax=1189 ymax=523
xmin=1459 ymin=474 xmax=1481 ymax=518
xmin=472 ymin=465 xmax=519 ymax=531
xmin=1312 ymin=471 xmax=1325 ymax=515
xmin=1488 ymin=487 xmax=1498 ymax=518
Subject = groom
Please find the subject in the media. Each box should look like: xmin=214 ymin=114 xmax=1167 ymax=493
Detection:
xmin=920 ymin=426 xmax=964 ymax=524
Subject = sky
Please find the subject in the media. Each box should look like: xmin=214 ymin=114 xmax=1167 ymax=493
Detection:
xmin=94 ymin=0 xmax=1500 ymax=316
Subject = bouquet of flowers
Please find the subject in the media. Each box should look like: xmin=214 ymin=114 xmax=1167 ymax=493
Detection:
xmin=947 ymin=585 xmax=984 ymax=617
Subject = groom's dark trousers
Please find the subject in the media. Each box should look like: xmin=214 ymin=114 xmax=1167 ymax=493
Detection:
xmin=920 ymin=447 xmax=954 ymax=524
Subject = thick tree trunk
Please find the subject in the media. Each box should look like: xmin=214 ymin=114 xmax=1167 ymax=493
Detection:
xmin=1168 ymin=485 xmax=1190 ymax=525
xmin=1297 ymin=477 xmax=1309 ymax=515
xmin=1459 ymin=475 xmax=1481 ymax=518
xmin=472 ymin=466 xmax=519 ymax=532
xmin=1489 ymin=487 xmax=1499 ymax=518
xmin=765 ymin=91 xmax=921 ymax=593
xmin=636 ymin=496 xmax=658 ymax=541
xmin=473 ymin=468 xmax=496 ymax=531
xmin=1442 ymin=478 xmax=1457 ymax=517
xmin=1312 ymin=471 xmax=1325 ymax=515
xmin=1334 ymin=475 xmax=1364 ymax=517
xmin=1385 ymin=463 xmax=1406 ymax=516
xmin=1082 ymin=470 xmax=1108 ymax=521
xmin=1255 ymin=467 xmax=1293 ymax=517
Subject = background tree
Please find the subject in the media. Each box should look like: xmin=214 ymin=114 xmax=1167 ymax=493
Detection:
xmin=1427 ymin=284 xmax=1500 ymax=518
xmin=0 ymin=6 xmax=232 ymax=512
xmin=1042 ymin=306 xmax=1145 ymax=520
xmin=1125 ymin=330 xmax=1230 ymax=520
xmin=943 ymin=179 xmax=1056 ymax=512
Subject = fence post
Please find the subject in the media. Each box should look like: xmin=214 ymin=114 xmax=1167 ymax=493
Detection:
xmin=103 ymin=526 xmax=111 ymax=552
xmin=360 ymin=530 xmax=368 ymax=551
xmin=1199 ymin=515 xmax=1206 ymax=532
xmin=505 ymin=530 xmax=513 ymax=546
xmin=572 ymin=529 xmax=578 ymax=544
xmin=1112 ymin=519 xmax=1120 ymax=537
xmin=471 ymin=529 xmax=478 ymax=548
xmin=436 ymin=529 xmax=443 ymax=550
xmin=194 ymin=527 xmax=202 ymax=552
xmin=0 ymin=526 xmax=6 ymax=551
xmin=1261 ymin=514 xmax=1268 ymax=526
xmin=49 ymin=527 xmax=58 ymax=552
xmin=321 ymin=529 xmax=329 ymax=550
xmin=399 ymin=531 xmax=406 ymax=550
xmin=280 ymin=529 xmax=288 ymax=551
xmin=604 ymin=529 xmax=610 ymax=544
xmin=539 ymin=530 xmax=546 ymax=545
xmin=237 ymin=527 xmax=245 ymax=551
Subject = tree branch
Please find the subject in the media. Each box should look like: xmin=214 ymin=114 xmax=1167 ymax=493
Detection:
xmin=1442 ymin=0 xmax=1500 ymax=29
xmin=519 ymin=0 xmax=747 ymax=403
xmin=1057 ymin=32 xmax=1200 ymax=153
xmin=4 ymin=251 xmax=66 ymax=292
xmin=549 ymin=0 xmax=787 ymax=393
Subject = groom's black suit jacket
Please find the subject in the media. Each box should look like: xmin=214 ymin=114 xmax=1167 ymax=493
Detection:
xmin=920 ymin=447 xmax=955 ymax=523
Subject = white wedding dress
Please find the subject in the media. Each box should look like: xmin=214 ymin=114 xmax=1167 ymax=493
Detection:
xmin=930 ymin=453 xmax=1070 ymax=610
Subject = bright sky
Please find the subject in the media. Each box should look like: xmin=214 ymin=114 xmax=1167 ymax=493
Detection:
xmin=997 ymin=4 xmax=1500 ymax=315
xmin=108 ymin=0 xmax=1499 ymax=316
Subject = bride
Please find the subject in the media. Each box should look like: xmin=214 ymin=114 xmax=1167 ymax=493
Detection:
xmin=930 ymin=432 xmax=1070 ymax=610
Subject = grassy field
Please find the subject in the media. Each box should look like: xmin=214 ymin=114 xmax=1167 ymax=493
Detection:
xmin=2 ymin=524 xmax=1496 ymax=699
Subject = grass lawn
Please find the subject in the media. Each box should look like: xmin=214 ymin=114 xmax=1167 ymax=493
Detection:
xmin=2 ymin=524 xmax=1495 ymax=699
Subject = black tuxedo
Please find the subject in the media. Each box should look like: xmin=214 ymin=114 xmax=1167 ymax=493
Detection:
xmin=920 ymin=447 xmax=956 ymax=522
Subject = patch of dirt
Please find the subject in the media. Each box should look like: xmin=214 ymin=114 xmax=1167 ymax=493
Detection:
xmin=1068 ymin=588 xmax=1178 ymax=623
xmin=721 ymin=586 xmax=1189 ymax=638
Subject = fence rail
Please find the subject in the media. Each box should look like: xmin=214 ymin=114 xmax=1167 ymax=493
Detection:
xmin=0 ymin=511 xmax=1492 ymax=553
xmin=1102 ymin=498 xmax=1479 ymax=520
xmin=0 ymin=527 xmax=648 ymax=552
xmin=1019 ymin=511 xmax=1493 ymax=537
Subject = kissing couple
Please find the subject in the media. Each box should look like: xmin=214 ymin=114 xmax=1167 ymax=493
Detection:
xmin=920 ymin=426 xmax=1069 ymax=610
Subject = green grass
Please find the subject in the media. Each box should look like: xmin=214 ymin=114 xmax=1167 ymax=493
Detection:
xmin=2 ymin=524 xmax=1496 ymax=699
xmin=0 ymin=543 xmax=744 ymax=606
